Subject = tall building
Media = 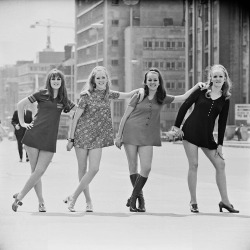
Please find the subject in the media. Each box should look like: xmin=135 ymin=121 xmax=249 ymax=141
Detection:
xmin=185 ymin=0 xmax=250 ymax=125
xmin=75 ymin=0 xmax=185 ymax=132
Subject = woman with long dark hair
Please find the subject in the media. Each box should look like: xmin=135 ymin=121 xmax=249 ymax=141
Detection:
xmin=115 ymin=68 xmax=203 ymax=212
xmin=12 ymin=68 xmax=75 ymax=212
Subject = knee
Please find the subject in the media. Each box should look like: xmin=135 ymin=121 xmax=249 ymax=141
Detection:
xmin=89 ymin=167 xmax=99 ymax=176
xmin=34 ymin=168 xmax=46 ymax=178
xmin=189 ymin=162 xmax=198 ymax=171
xmin=141 ymin=166 xmax=151 ymax=176
xmin=78 ymin=166 xmax=87 ymax=175
xmin=216 ymin=161 xmax=226 ymax=172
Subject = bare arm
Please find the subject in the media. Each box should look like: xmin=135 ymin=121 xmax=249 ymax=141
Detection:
xmin=118 ymin=88 xmax=144 ymax=99
xmin=115 ymin=105 xmax=135 ymax=149
xmin=172 ymin=82 xmax=204 ymax=103
xmin=66 ymin=108 xmax=84 ymax=151
xmin=17 ymin=97 xmax=33 ymax=130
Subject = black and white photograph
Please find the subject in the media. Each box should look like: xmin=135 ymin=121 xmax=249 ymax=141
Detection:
xmin=0 ymin=0 xmax=250 ymax=249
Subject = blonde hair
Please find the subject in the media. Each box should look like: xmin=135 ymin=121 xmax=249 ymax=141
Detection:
xmin=205 ymin=64 xmax=232 ymax=100
xmin=81 ymin=66 xmax=111 ymax=101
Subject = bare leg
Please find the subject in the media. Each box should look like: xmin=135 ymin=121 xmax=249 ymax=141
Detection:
xmin=25 ymin=145 xmax=45 ymax=204
xmin=138 ymin=146 xmax=153 ymax=178
xmin=201 ymin=148 xmax=231 ymax=205
xmin=75 ymin=147 xmax=92 ymax=204
xmin=124 ymin=144 xmax=139 ymax=175
xmin=17 ymin=150 xmax=54 ymax=201
xmin=71 ymin=148 xmax=102 ymax=201
xmin=183 ymin=140 xmax=199 ymax=204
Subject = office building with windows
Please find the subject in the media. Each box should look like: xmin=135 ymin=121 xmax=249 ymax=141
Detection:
xmin=75 ymin=0 xmax=185 ymax=132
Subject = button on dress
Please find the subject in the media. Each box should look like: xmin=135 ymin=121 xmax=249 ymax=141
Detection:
xmin=175 ymin=89 xmax=229 ymax=149
xmin=22 ymin=89 xmax=75 ymax=153
xmin=122 ymin=94 xmax=174 ymax=146
xmin=74 ymin=89 xmax=120 ymax=149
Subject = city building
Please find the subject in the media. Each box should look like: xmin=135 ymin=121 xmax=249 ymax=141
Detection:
xmin=75 ymin=0 xmax=185 ymax=133
xmin=185 ymin=0 xmax=250 ymax=125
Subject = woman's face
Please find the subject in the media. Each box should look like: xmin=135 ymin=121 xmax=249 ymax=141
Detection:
xmin=211 ymin=69 xmax=225 ymax=89
xmin=50 ymin=74 xmax=62 ymax=90
xmin=94 ymin=70 xmax=107 ymax=90
xmin=146 ymin=72 xmax=159 ymax=91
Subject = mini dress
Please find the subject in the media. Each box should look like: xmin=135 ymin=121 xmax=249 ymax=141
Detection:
xmin=22 ymin=89 xmax=75 ymax=153
xmin=174 ymin=89 xmax=229 ymax=149
xmin=74 ymin=89 xmax=120 ymax=149
xmin=122 ymin=94 xmax=174 ymax=146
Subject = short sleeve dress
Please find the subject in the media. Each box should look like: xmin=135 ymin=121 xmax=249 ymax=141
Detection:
xmin=122 ymin=94 xmax=174 ymax=146
xmin=174 ymin=89 xmax=229 ymax=149
xmin=74 ymin=89 xmax=120 ymax=149
xmin=22 ymin=89 xmax=75 ymax=153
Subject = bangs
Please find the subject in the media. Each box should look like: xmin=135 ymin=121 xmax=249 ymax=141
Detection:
xmin=51 ymin=72 xmax=62 ymax=78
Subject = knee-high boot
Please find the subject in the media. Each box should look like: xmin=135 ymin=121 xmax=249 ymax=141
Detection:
xmin=126 ymin=174 xmax=146 ymax=212
xmin=130 ymin=175 xmax=148 ymax=212
xmin=126 ymin=174 xmax=138 ymax=207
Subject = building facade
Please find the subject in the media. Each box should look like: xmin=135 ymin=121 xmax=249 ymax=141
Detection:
xmin=75 ymin=0 xmax=185 ymax=132
xmin=185 ymin=0 xmax=250 ymax=125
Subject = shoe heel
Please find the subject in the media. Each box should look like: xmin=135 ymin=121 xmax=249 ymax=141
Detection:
xmin=219 ymin=206 xmax=223 ymax=212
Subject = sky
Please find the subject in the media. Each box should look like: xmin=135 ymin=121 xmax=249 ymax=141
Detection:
xmin=0 ymin=0 xmax=75 ymax=67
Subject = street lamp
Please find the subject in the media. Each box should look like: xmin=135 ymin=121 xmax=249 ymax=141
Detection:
xmin=91 ymin=23 xmax=103 ymax=66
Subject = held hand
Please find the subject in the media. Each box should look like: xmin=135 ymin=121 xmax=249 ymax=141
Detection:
xmin=21 ymin=123 xmax=33 ymax=130
xmin=66 ymin=141 xmax=74 ymax=151
xmin=197 ymin=82 xmax=206 ymax=90
xmin=15 ymin=124 xmax=20 ymax=130
xmin=115 ymin=137 xmax=123 ymax=149
xmin=172 ymin=126 xmax=184 ymax=139
xmin=215 ymin=145 xmax=224 ymax=160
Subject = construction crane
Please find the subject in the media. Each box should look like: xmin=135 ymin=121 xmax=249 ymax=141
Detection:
xmin=30 ymin=19 xmax=74 ymax=51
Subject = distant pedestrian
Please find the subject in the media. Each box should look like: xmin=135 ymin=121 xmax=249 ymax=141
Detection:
xmin=235 ymin=124 xmax=243 ymax=141
xmin=12 ymin=68 xmax=76 ymax=213
xmin=64 ymin=66 xmax=144 ymax=212
xmin=115 ymin=68 xmax=204 ymax=212
xmin=11 ymin=108 xmax=33 ymax=162
xmin=173 ymin=64 xmax=239 ymax=213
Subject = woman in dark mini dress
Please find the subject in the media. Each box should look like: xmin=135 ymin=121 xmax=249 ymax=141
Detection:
xmin=174 ymin=64 xmax=239 ymax=213
xmin=115 ymin=68 xmax=203 ymax=212
xmin=12 ymin=69 xmax=75 ymax=212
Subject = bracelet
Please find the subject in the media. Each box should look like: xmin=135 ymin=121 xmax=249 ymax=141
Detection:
xmin=67 ymin=138 xmax=74 ymax=142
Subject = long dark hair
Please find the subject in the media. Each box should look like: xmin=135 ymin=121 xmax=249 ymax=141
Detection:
xmin=45 ymin=68 xmax=70 ymax=107
xmin=143 ymin=68 xmax=166 ymax=104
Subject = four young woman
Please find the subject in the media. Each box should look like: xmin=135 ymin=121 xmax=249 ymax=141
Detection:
xmin=11 ymin=65 xmax=239 ymax=214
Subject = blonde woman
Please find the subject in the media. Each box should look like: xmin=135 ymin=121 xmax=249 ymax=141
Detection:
xmin=174 ymin=64 xmax=239 ymax=213
xmin=64 ymin=66 xmax=143 ymax=212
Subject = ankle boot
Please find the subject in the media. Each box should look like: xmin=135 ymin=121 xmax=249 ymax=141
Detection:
xmin=137 ymin=193 xmax=146 ymax=212
xmin=126 ymin=174 xmax=139 ymax=207
xmin=129 ymin=175 xmax=148 ymax=212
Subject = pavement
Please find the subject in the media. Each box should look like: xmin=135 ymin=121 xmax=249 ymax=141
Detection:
xmin=0 ymin=138 xmax=250 ymax=250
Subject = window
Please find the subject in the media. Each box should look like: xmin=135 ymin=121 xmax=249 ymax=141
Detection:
xmin=163 ymin=18 xmax=173 ymax=26
xmin=111 ymin=79 xmax=118 ymax=86
xmin=112 ymin=39 xmax=119 ymax=46
xmin=111 ymin=20 xmax=119 ymax=26
xmin=154 ymin=61 xmax=159 ymax=68
xmin=111 ymin=59 xmax=119 ymax=66
xmin=112 ymin=0 xmax=119 ymax=5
